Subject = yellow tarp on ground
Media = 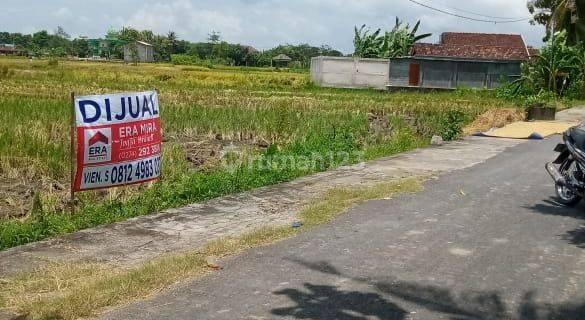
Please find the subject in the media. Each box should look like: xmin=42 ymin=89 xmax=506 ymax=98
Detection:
xmin=480 ymin=121 xmax=580 ymax=139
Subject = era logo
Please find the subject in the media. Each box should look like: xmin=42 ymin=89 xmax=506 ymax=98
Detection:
xmin=84 ymin=128 xmax=112 ymax=164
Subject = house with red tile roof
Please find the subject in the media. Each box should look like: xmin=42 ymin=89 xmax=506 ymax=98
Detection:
xmin=388 ymin=32 xmax=531 ymax=90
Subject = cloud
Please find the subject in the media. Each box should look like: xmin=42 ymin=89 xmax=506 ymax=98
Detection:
xmin=53 ymin=7 xmax=71 ymax=18
xmin=1 ymin=0 xmax=546 ymax=52
xmin=126 ymin=1 xmax=243 ymax=42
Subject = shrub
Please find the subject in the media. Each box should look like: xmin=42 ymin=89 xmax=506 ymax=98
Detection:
xmin=171 ymin=54 xmax=199 ymax=65
xmin=439 ymin=109 xmax=467 ymax=141
xmin=523 ymin=90 xmax=556 ymax=108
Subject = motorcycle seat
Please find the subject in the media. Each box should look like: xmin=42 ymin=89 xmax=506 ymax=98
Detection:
xmin=569 ymin=127 xmax=585 ymax=150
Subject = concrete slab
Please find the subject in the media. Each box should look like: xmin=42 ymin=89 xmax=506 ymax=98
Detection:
xmin=556 ymin=106 xmax=585 ymax=122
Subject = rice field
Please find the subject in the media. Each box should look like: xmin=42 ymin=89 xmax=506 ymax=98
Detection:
xmin=0 ymin=57 xmax=517 ymax=249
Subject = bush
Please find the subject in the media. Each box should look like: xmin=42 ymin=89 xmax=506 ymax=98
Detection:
xmin=523 ymin=90 xmax=556 ymax=108
xmin=171 ymin=54 xmax=199 ymax=65
xmin=439 ymin=109 xmax=467 ymax=141
xmin=499 ymin=32 xmax=584 ymax=101
xmin=171 ymin=54 xmax=230 ymax=68
xmin=565 ymin=77 xmax=585 ymax=100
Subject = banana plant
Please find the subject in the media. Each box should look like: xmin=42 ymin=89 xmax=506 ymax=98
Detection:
xmin=353 ymin=18 xmax=431 ymax=59
xmin=353 ymin=25 xmax=383 ymax=58
xmin=511 ymin=30 xmax=584 ymax=97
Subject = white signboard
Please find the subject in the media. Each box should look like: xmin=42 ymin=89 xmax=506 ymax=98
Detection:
xmin=74 ymin=91 xmax=162 ymax=191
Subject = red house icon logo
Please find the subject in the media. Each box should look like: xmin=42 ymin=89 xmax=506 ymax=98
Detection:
xmin=86 ymin=129 xmax=111 ymax=164
xmin=88 ymin=131 xmax=109 ymax=146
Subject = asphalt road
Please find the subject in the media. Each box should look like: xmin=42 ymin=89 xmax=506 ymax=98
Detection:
xmin=105 ymin=137 xmax=585 ymax=320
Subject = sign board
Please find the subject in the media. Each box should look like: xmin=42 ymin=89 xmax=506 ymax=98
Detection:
xmin=73 ymin=90 xmax=161 ymax=191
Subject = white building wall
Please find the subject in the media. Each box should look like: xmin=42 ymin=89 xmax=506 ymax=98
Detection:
xmin=310 ymin=56 xmax=389 ymax=90
xmin=123 ymin=43 xmax=155 ymax=63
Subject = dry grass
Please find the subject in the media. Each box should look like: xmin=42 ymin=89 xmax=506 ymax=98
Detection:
xmin=463 ymin=108 xmax=526 ymax=135
xmin=0 ymin=177 xmax=423 ymax=320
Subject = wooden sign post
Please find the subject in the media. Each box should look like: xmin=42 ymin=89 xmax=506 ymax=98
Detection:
xmin=70 ymin=92 xmax=76 ymax=215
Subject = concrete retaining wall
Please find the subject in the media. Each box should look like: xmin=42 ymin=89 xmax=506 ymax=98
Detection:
xmin=310 ymin=56 xmax=389 ymax=90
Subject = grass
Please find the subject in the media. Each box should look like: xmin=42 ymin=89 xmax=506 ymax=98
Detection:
xmin=0 ymin=177 xmax=423 ymax=320
xmin=0 ymin=57 xmax=518 ymax=250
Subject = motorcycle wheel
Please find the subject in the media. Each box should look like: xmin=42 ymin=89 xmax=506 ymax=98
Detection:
xmin=555 ymin=160 xmax=582 ymax=206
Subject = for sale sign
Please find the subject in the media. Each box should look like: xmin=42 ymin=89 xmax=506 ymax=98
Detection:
xmin=74 ymin=90 xmax=162 ymax=191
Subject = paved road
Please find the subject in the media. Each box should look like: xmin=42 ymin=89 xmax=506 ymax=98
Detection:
xmin=105 ymin=137 xmax=585 ymax=320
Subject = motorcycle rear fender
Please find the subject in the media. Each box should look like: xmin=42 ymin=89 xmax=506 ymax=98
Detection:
xmin=554 ymin=143 xmax=567 ymax=153
xmin=553 ymin=143 xmax=570 ymax=164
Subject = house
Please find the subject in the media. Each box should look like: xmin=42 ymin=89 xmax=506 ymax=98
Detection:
xmin=0 ymin=44 xmax=26 ymax=56
xmin=123 ymin=41 xmax=154 ymax=63
xmin=388 ymin=32 xmax=532 ymax=89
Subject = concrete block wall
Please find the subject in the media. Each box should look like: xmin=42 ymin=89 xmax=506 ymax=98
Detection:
xmin=310 ymin=56 xmax=390 ymax=90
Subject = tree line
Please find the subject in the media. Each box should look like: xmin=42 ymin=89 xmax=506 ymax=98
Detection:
xmin=0 ymin=27 xmax=343 ymax=68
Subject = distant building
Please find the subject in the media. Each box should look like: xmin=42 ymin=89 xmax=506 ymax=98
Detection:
xmin=123 ymin=41 xmax=154 ymax=63
xmin=0 ymin=44 xmax=26 ymax=56
xmin=272 ymin=54 xmax=292 ymax=68
xmin=388 ymin=32 xmax=531 ymax=89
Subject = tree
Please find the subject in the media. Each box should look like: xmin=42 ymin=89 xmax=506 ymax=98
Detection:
xmin=140 ymin=30 xmax=155 ymax=43
xmin=188 ymin=42 xmax=214 ymax=59
xmin=528 ymin=0 xmax=584 ymax=43
xmin=70 ymin=38 xmax=90 ymax=58
xmin=212 ymin=41 xmax=230 ymax=62
xmin=32 ymin=31 xmax=50 ymax=48
xmin=167 ymin=31 xmax=179 ymax=53
xmin=55 ymin=26 xmax=70 ymax=39
xmin=227 ymin=44 xmax=248 ymax=66
xmin=208 ymin=30 xmax=221 ymax=44
xmin=118 ymin=27 xmax=140 ymax=42
xmin=152 ymin=34 xmax=172 ymax=61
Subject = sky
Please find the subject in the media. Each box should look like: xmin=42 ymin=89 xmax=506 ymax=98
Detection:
xmin=2 ymin=0 xmax=546 ymax=53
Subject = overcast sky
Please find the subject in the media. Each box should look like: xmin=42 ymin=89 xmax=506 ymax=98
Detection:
xmin=2 ymin=0 xmax=545 ymax=53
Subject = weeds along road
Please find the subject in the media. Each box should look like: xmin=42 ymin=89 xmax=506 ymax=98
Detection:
xmin=104 ymin=136 xmax=585 ymax=320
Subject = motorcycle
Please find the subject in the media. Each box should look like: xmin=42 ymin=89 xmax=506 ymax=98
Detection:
xmin=546 ymin=126 xmax=585 ymax=206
